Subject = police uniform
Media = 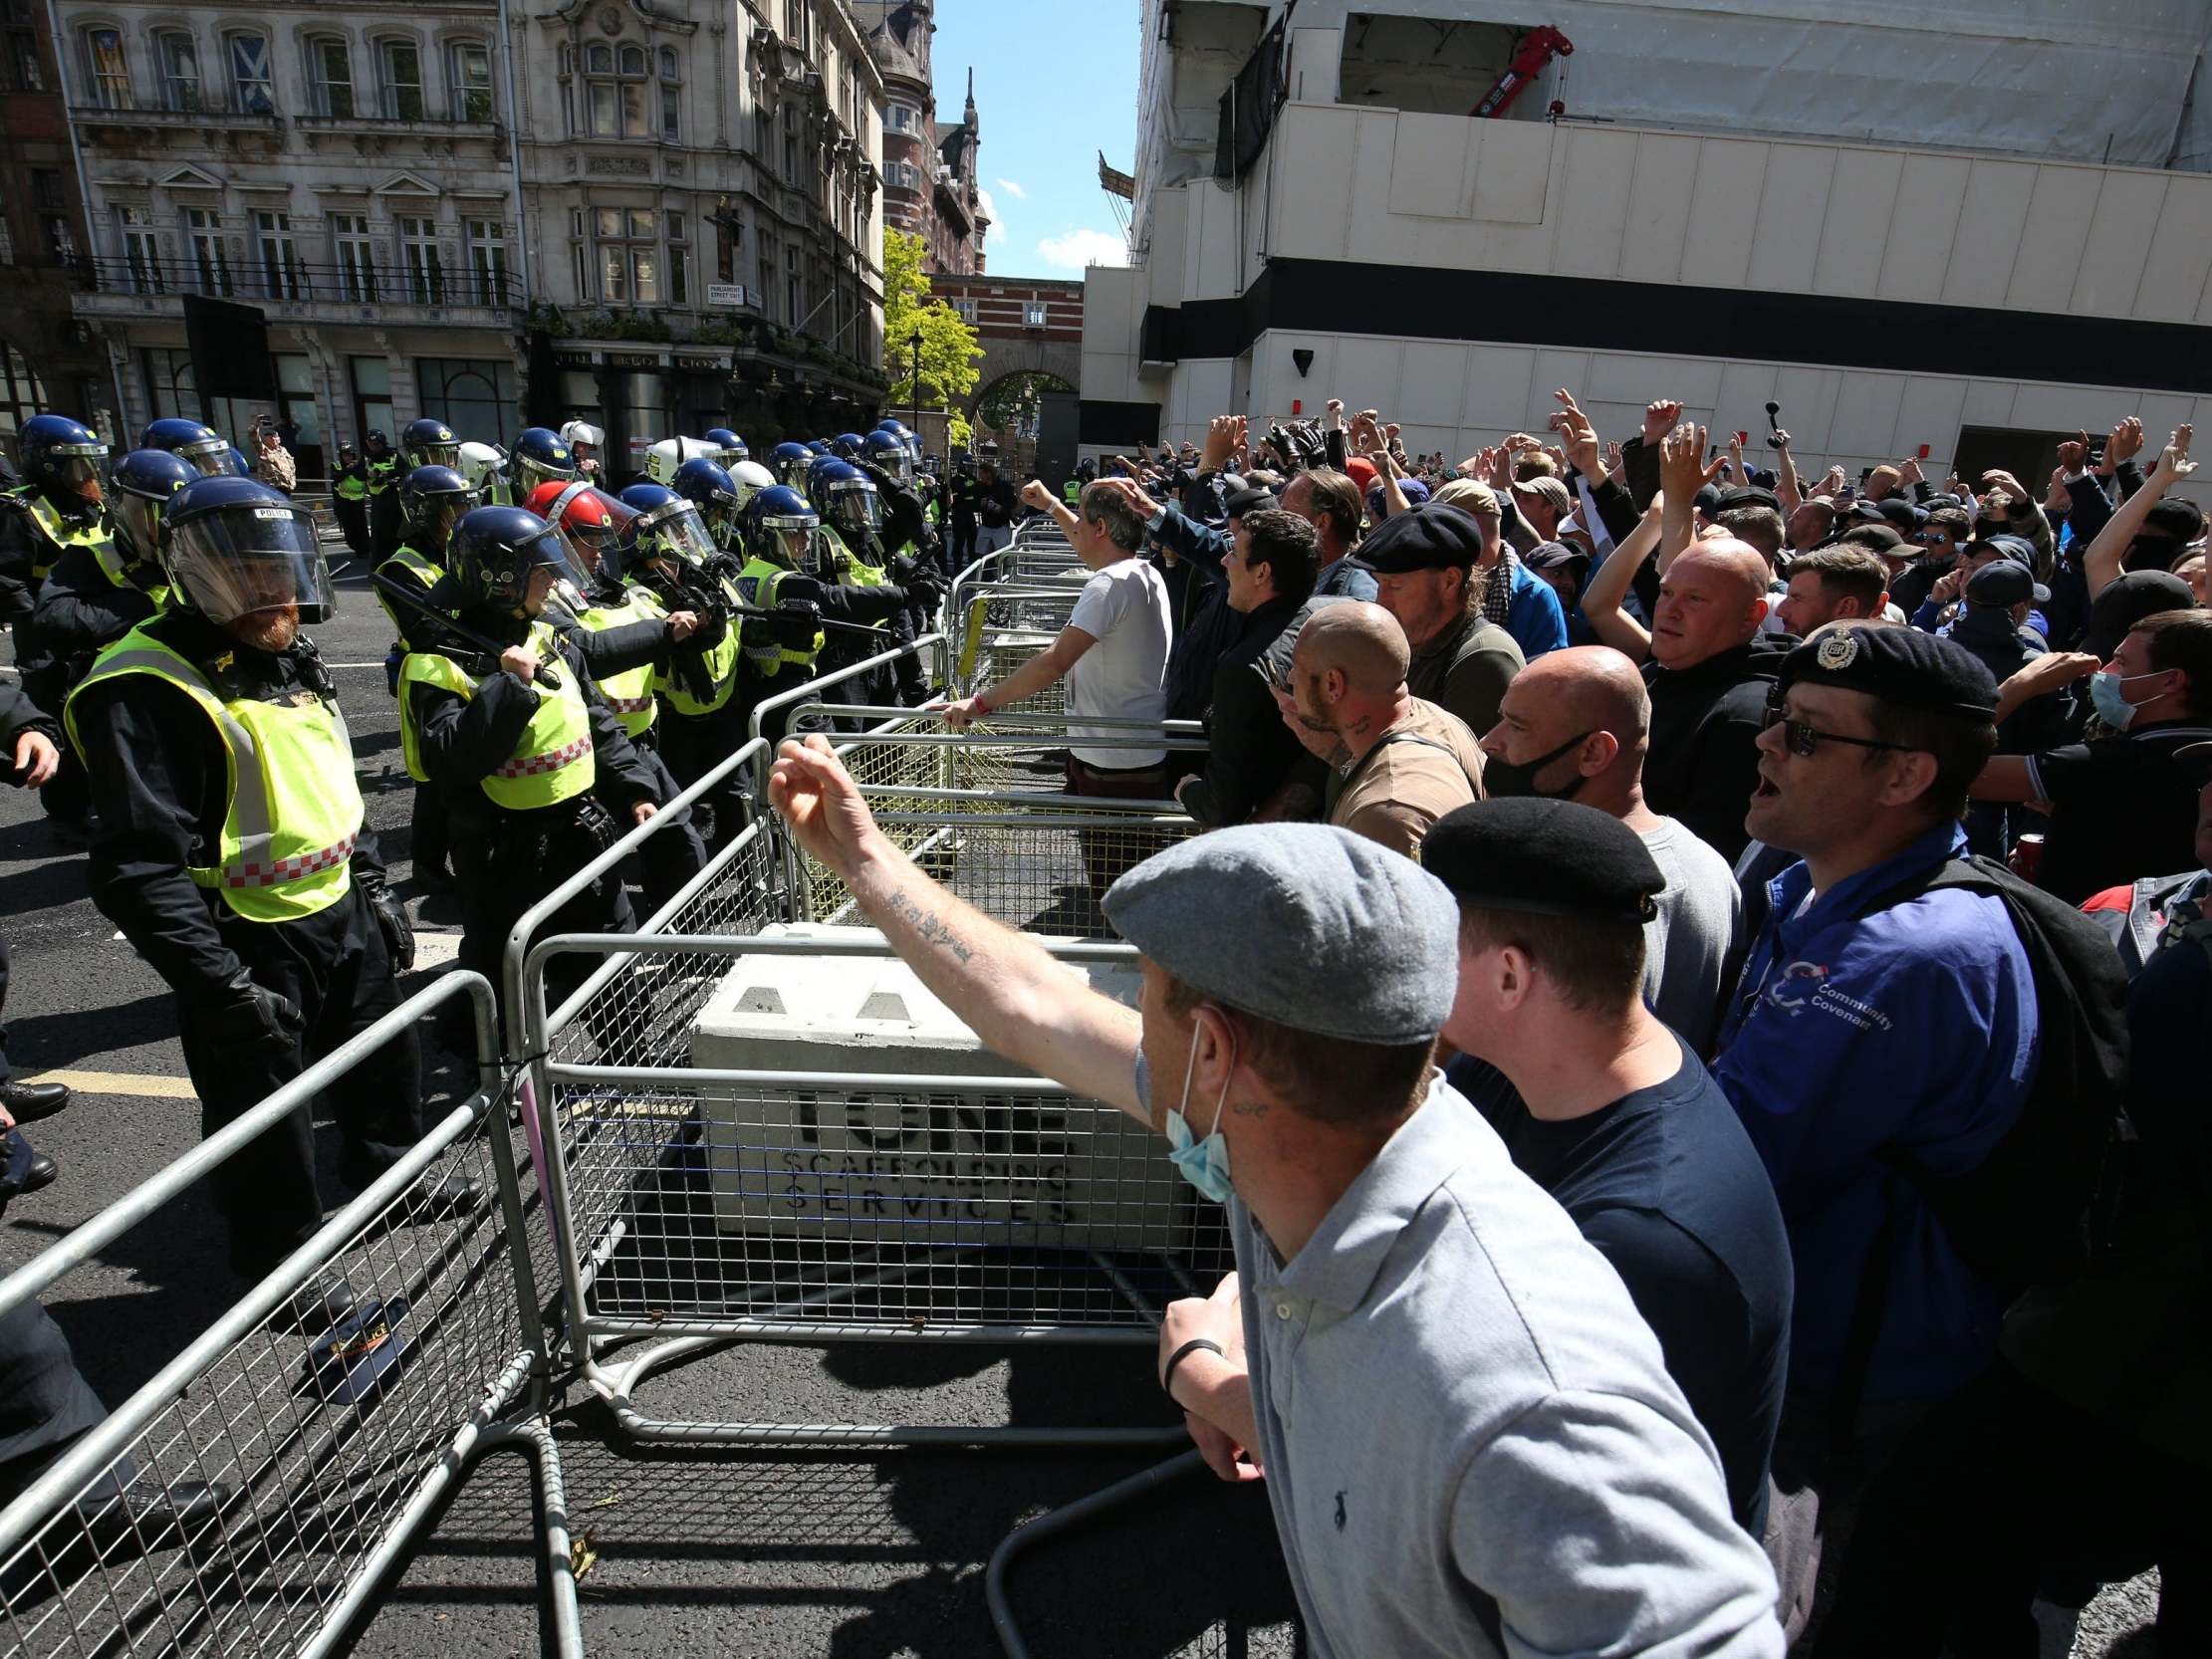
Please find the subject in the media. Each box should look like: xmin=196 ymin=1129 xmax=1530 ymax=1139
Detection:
xmin=0 ymin=676 xmax=62 ymax=1105
xmin=18 ymin=526 xmax=160 ymax=833
xmin=67 ymin=608 xmax=432 ymax=1281
xmin=620 ymin=553 xmax=760 ymax=852
xmin=332 ymin=456 xmax=371 ymax=558
xmin=364 ymin=447 xmax=402 ymax=560
xmin=399 ymin=604 xmax=660 ymax=1017
xmin=550 ymin=571 xmax=709 ymax=915
xmin=0 ymin=481 xmax=111 ymax=622
xmin=1712 ymin=626 xmax=2040 ymax=1444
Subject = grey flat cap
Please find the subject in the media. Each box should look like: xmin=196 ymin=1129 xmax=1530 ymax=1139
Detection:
xmin=1103 ymin=824 xmax=1460 ymax=1044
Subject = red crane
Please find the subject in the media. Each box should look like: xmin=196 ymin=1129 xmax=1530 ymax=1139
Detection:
xmin=1470 ymin=26 xmax=1574 ymax=119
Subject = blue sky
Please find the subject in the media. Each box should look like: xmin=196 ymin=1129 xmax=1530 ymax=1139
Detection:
xmin=921 ymin=0 xmax=1139 ymax=278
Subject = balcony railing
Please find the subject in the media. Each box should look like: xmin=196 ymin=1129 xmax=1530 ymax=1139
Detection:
xmin=72 ymin=254 xmax=523 ymax=314
xmin=71 ymin=90 xmax=279 ymax=123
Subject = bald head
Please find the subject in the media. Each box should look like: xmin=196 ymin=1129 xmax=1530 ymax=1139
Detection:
xmin=1676 ymin=537 xmax=1775 ymax=598
xmin=1652 ymin=537 xmax=1775 ymax=669
xmin=1292 ymin=601 xmax=1410 ymax=695
xmin=1515 ymin=646 xmax=1651 ymax=749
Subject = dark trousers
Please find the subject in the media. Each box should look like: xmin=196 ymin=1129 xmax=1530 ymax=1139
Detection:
xmin=411 ymin=782 xmax=451 ymax=878
xmin=655 ymin=702 xmax=754 ymax=855
xmin=621 ymin=735 xmax=708 ymax=921
xmin=0 ymin=1298 xmax=119 ymax=1513
xmin=368 ymin=492 xmax=401 ymax=563
xmin=950 ymin=522 xmax=977 ymax=568
xmin=333 ymin=498 xmax=369 ymax=562
xmin=1821 ymin=1362 xmax=2208 ymax=1657
xmin=454 ymin=799 xmax=635 ymax=1043
xmin=1065 ymin=755 xmax=1176 ymax=904
xmin=0 ymin=927 xmax=11 ymax=1085
xmin=176 ymin=886 xmax=424 ymax=1279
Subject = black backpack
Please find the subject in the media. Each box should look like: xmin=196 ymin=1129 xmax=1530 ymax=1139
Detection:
xmin=1856 ymin=853 xmax=2133 ymax=1290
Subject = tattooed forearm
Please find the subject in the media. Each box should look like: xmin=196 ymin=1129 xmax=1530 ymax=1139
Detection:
xmin=880 ymin=887 xmax=974 ymax=964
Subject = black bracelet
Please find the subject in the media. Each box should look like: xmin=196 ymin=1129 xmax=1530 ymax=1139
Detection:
xmin=1160 ymin=1336 xmax=1225 ymax=1400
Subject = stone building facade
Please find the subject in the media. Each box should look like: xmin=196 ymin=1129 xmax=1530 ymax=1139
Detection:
xmin=854 ymin=0 xmax=984 ymax=275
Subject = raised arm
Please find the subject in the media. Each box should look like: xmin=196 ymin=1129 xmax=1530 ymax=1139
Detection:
xmin=2083 ymin=427 xmax=2194 ymax=600
xmin=768 ymin=736 xmax=1146 ymax=1120
xmin=1021 ymin=477 xmax=1081 ymax=539
xmin=1580 ymin=497 xmax=1662 ymax=662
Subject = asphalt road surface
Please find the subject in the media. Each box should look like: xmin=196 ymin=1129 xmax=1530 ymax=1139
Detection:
xmin=0 ymin=567 xmax=2162 ymax=1657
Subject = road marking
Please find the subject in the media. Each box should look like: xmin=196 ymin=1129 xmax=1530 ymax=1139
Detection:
xmin=27 ymin=1068 xmax=198 ymax=1101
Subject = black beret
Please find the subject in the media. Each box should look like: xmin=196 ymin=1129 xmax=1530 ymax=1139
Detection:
xmin=1714 ymin=485 xmax=1781 ymax=514
xmin=1356 ymin=503 xmax=1485 ymax=574
xmin=1779 ymin=623 xmax=1998 ymax=719
xmin=1224 ymin=486 xmax=1274 ymax=519
xmin=1421 ymin=799 xmax=1663 ymax=926
xmin=2083 ymin=570 xmax=2196 ymax=659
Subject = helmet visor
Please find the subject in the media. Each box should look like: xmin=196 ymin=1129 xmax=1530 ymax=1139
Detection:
xmin=826 ymin=480 xmax=882 ymax=538
xmin=559 ymin=486 xmax=633 ymax=575
xmin=636 ymin=501 xmax=719 ymax=568
xmin=755 ymin=511 xmax=819 ymax=569
xmin=165 ymin=502 xmax=336 ymax=624
xmin=414 ymin=441 xmax=460 ymax=470
xmin=44 ymin=440 xmax=109 ymax=492
xmin=776 ymin=457 xmax=811 ymax=490
xmin=110 ymin=492 xmax=163 ymax=564
xmin=177 ymin=438 xmax=233 ymax=477
xmin=516 ymin=453 xmax=577 ymax=493
xmin=409 ymin=491 xmax=477 ymax=551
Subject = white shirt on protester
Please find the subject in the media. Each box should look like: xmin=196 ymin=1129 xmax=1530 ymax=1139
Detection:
xmin=1638 ymin=815 xmax=1743 ymax=1054
xmin=1065 ymin=556 xmax=1171 ymax=769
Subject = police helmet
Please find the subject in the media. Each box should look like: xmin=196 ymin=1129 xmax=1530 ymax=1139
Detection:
xmin=829 ymin=432 xmax=867 ymax=462
xmin=137 ymin=417 xmax=234 ymax=478
xmin=616 ymin=482 xmax=719 ymax=571
xmin=19 ymin=414 xmax=110 ymax=501
xmin=400 ymin=417 xmax=460 ymax=471
xmin=365 ymin=429 xmax=390 ymax=450
xmin=160 ymin=475 xmax=335 ymax=627
xmin=108 ymin=448 xmax=198 ymax=567
xmin=508 ymin=427 xmax=577 ymax=496
xmin=805 ymin=439 xmax=833 ymax=457
xmin=770 ymin=440 xmax=813 ymax=491
xmin=703 ymin=427 xmax=748 ymax=466
xmin=807 ymin=459 xmax=882 ymax=545
xmin=729 ymin=459 xmax=776 ymax=510
xmin=221 ymin=445 xmax=252 ymax=478
xmin=395 ymin=464 xmax=478 ymax=554
xmin=741 ymin=484 xmax=820 ymax=571
xmin=528 ymin=480 xmax=630 ymax=577
xmin=445 ymin=505 xmax=576 ymax=615
xmin=559 ymin=419 xmax=604 ymax=454
xmin=672 ymin=457 xmax=744 ymax=549
xmin=860 ymin=429 xmax=914 ymax=486
xmin=645 ymin=436 xmax=713 ymax=489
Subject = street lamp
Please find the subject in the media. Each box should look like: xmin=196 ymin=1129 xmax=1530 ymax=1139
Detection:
xmin=907 ymin=328 xmax=925 ymax=445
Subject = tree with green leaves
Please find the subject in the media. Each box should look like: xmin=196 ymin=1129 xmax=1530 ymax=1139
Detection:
xmin=881 ymin=227 xmax=983 ymax=449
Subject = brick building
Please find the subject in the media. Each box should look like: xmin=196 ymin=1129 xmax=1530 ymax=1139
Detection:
xmin=930 ymin=271 xmax=1081 ymax=467
xmin=0 ymin=0 xmax=109 ymax=450
xmin=855 ymin=0 xmax=985 ymax=275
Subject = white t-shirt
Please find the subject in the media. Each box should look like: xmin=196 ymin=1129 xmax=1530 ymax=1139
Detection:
xmin=1065 ymin=557 xmax=1171 ymax=768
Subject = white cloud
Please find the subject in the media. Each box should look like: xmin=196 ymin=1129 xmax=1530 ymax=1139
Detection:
xmin=995 ymin=177 xmax=1028 ymax=200
xmin=1036 ymin=228 xmax=1128 ymax=271
xmin=977 ymin=186 xmax=1000 ymax=228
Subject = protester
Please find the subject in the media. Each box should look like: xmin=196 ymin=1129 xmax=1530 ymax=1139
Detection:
xmin=1277 ymin=467 xmax=1376 ymax=599
xmin=1774 ymin=547 xmax=1890 ymax=637
xmin=1479 ymin=645 xmax=1741 ymax=1051
xmin=252 ymin=423 xmax=296 ymax=496
xmin=1424 ymin=798 xmax=1791 ymax=1537
xmin=1273 ymin=601 xmax=1482 ymax=856
xmin=764 ymin=736 xmax=1784 ymax=1656
xmin=1972 ymin=608 xmax=2212 ymax=902
xmin=943 ymin=479 xmax=1172 ymax=897
xmin=1172 ymin=509 xmax=1319 ymax=827
xmin=1358 ymin=506 xmax=1526 ymax=738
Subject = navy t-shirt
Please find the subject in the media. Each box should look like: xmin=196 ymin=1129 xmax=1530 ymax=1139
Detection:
xmin=1447 ymin=1038 xmax=1794 ymax=1534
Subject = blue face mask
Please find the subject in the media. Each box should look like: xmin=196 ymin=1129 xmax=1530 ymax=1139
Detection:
xmin=2089 ymin=668 xmax=2165 ymax=731
xmin=1164 ymin=1020 xmax=1235 ymax=1205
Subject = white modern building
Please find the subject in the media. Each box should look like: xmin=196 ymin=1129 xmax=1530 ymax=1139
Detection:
xmin=50 ymin=0 xmax=888 ymax=481
xmin=1083 ymin=1 xmax=2212 ymax=499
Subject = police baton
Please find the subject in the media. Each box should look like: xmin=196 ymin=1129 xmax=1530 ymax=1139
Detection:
xmin=723 ymin=601 xmax=898 ymax=640
xmin=369 ymin=571 xmax=564 ymax=691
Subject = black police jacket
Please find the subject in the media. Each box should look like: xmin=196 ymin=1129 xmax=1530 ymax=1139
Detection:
xmin=402 ymin=614 xmax=658 ymax=820
xmin=70 ymin=610 xmax=389 ymax=1003
xmin=20 ymin=543 xmax=159 ymax=689
xmin=0 ymin=486 xmax=98 ymax=621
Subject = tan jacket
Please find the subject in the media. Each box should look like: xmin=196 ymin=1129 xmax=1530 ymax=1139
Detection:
xmin=255 ymin=443 xmax=297 ymax=494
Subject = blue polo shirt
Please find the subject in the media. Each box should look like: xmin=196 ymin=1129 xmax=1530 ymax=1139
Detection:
xmin=1714 ymin=822 xmax=2038 ymax=1409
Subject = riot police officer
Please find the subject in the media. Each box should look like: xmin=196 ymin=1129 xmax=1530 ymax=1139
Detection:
xmin=529 ymin=480 xmax=710 ymax=915
xmin=363 ymin=428 xmax=403 ymax=561
xmin=769 ymin=441 xmax=813 ymax=492
xmin=137 ymin=417 xmax=238 ymax=478
xmin=1 ymin=415 xmax=111 ymax=624
xmin=615 ymin=482 xmax=757 ymax=850
xmin=702 ymin=428 xmax=748 ymax=469
xmin=19 ymin=448 xmax=191 ymax=840
xmin=396 ymin=505 xmax=660 ymax=1020
xmin=497 ymin=428 xmax=577 ymax=509
xmin=0 ymin=674 xmax=69 ymax=1129
xmin=808 ymin=459 xmax=940 ymax=705
xmin=398 ymin=417 xmax=461 ymax=477
xmin=560 ymin=420 xmax=606 ymax=483
xmin=331 ymin=442 xmax=371 ymax=559
xmin=66 ymin=475 xmax=465 ymax=1329
xmin=671 ymin=457 xmax=746 ymax=555
xmin=376 ymin=465 xmax=480 ymax=885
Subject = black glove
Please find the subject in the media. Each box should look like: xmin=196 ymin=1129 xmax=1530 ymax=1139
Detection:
xmin=202 ymin=975 xmax=304 ymax=1053
xmin=904 ymin=567 xmax=946 ymax=607
xmin=771 ymin=598 xmax=822 ymax=650
xmin=364 ymin=881 xmax=416 ymax=973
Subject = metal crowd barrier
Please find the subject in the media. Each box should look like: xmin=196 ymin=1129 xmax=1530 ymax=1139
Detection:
xmin=503 ymin=634 xmax=1237 ymax=1451
xmin=0 ymin=973 xmax=581 ymax=1659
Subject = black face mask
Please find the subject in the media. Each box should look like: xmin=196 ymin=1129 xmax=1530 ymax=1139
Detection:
xmin=1481 ymin=731 xmax=1594 ymax=800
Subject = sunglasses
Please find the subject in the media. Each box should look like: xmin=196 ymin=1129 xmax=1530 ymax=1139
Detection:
xmin=1762 ymin=703 xmax=1915 ymax=760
